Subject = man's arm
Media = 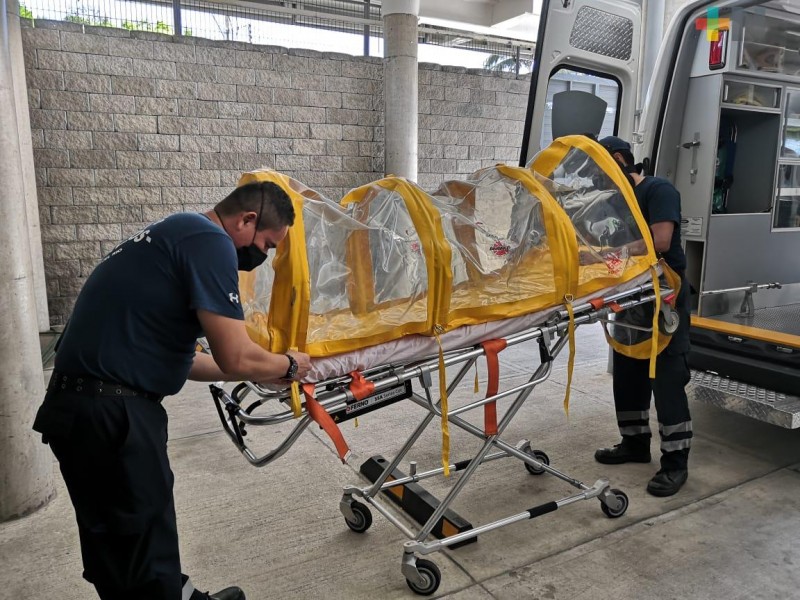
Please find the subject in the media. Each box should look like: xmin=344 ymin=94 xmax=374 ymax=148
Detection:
xmin=188 ymin=351 xmax=228 ymax=381
xmin=646 ymin=180 xmax=680 ymax=254
xmin=578 ymin=228 xmax=668 ymax=265
xmin=649 ymin=221 xmax=674 ymax=253
xmin=191 ymin=309 xmax=312 ymax=382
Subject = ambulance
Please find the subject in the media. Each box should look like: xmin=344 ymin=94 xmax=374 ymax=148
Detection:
xmin=520 ymin=0 xmax=800 ymax=426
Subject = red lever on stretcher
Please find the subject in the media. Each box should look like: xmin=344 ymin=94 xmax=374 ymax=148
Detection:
xmin=348 ymin=370 xmax=375 ymax=401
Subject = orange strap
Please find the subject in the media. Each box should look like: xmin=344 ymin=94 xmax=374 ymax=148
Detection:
xmin=479 ymin=339 xmax=507 ymax=436
xmin=609 ymin=301 xmax=623 ymax=313
xmin=302 ymin=383 xmax=351 ymax=463
xmin=348 ymin=370 xmax=375 ymax=401
xmin=589 ymin=297 xmax=605 ymax=310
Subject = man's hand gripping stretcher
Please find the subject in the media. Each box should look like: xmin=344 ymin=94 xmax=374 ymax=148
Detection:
xmin=189 ymin=309 xmax=312 ymax=385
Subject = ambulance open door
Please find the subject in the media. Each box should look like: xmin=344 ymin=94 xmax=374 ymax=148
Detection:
xmin=520 ymin=0 xmax=643 ymax=165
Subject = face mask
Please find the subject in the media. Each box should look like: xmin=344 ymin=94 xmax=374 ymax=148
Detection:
xmin=214 ymin=192 xmax=269 ymax=272
xmin=236 ymin=244 xmax=268 ymax=272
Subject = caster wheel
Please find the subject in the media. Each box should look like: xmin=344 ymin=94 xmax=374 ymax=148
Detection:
xmin=524 ymin=449 xmax=550 ymax=475
xmin=601 ymin=489 xmax=629 ymax=518
xmin=344 ymin=500 xmax=373 ymax=533
xmin=659 ymin=309 xmax=679 ymax=335
xmin=405 ymin=558 xmax=441 ymax=596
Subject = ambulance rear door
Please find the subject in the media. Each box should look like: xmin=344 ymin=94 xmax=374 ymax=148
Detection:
xmin=519 ymin=0 xmax=643 ymax=165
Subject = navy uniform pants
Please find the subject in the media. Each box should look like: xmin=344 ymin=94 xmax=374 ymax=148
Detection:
xmin=34 ymin=390 xmax=183 ymax=599
xmin=612 ymin=350 xmax=692 ymax=470
xmin=610 ymin=272 xmax=693 ymax=470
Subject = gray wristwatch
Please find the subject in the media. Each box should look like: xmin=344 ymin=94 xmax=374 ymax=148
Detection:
xmin=284 ymin=354 xmax=298 ymax=380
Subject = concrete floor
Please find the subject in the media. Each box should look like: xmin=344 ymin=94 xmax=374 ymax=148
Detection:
xmin=3 ymin=325 xmax=800 ymax=600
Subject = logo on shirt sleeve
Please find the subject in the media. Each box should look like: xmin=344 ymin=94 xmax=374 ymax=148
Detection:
xmin=133 ymin=229 xmax=152 ymax=243
xmin=229 ymin=292 xmax=240 ymax=304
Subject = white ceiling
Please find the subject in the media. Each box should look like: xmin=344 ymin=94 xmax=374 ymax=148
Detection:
xmin=240 ymin=0 xmax=541 ymax=44
xmin=418 ymin=0 xmax=540 ymax=42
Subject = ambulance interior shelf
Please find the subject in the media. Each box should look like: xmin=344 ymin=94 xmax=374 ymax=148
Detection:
xmin=737 ymin=8 xmax=800 ymax=79
xmin=775 ymin=89 xmax=800 ymax=229
xmin=775 ymin=165 xmax=800 ymax=229
xmin=739 ymin=41 xmax=800 ymax=78
xmin=722 ymin=80 xmax=781 ymax=110
xmin=713 ymin=106 xmax=779 ymax=215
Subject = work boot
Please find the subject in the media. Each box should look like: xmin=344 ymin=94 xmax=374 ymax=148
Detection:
xmin=646 ymin=468 xmax=688 ymax=497
xmin=594 ymin=438 xmax=651 ymax=464
xmin=191 ymin=587 xmax=246 ymax=600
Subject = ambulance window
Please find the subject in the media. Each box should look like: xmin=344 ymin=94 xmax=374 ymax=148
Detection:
xmin=540 ymin=68 xmax=620 ymax=149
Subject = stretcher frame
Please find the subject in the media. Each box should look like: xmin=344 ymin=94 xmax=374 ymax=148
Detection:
xmin=209 ymin=281 xmax=676 ymax=595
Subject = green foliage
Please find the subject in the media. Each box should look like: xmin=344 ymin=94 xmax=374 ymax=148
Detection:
xmin=65 ymin=14 xmax=113 ymax=27
xmin=483 ymin=54 xmax=533 ymax=73
xmin=64 ymin=4 xmax=114 ymax=27
xmin=65 ymin=14 xmax=93 ymax=25
xmin=19 ymin=3 xmax=34 ymax=19
xmin=122 ymin=18 xmax=174 ymax=34
xmin=64 ymin=4 xmax=176 ymax=34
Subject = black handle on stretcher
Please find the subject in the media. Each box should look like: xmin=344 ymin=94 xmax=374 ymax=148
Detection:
xmin=210 ymin=384 xmax=247 ymax=449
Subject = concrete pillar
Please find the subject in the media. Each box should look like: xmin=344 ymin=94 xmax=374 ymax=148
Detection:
xmin=0 ymin=0 xmax=54 ymax=521
xmin=172 ymin=0 xmax=182 ymax=36
xmin=383 ymin=0 xmax=419 ymax=181
xmin=9 ymin=0 xmax=49 ymax=332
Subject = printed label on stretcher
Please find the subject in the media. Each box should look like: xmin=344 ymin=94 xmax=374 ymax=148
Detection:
xmin=331 ymin=381 xmax=412 ymax=423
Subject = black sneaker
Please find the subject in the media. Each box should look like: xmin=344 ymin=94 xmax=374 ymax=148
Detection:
xmin=202 ymin=587 xmax=246 ymax=600
xmin=594 ymin=441 xmax=651 ymax=464
xmin=646 ymin=469 xmax=688 ymax=497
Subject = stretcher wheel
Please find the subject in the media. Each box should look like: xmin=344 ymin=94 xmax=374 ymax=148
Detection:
xmin=601 ymin=489 xmax=629 ymax=518
xmin=524 ymin=449 xmax=550 ymax=475
xmin=659 ymin=307 xmax=679 ymax=335
xmin=344 ymin=500 xmax=372 ymax=533
xmin=405 ymin=558 xmax=441 ymax=596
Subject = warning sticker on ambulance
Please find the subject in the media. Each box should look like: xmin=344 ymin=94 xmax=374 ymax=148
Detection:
xmin=681 ymin=217 xmax=703 ymax=237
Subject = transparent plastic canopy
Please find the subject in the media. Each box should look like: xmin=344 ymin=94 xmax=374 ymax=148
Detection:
xmin=237 ymin=136 xmax=660 ymax=358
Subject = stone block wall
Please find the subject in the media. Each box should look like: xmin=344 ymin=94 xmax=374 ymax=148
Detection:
xmin=21 ymin=20 xmax=529 ymax=325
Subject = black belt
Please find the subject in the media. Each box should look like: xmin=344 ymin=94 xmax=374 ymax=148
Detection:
xmin=48 ymin=371 xmax=163 ymax=403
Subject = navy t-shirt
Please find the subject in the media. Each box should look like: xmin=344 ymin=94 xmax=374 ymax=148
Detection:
xmin=54 ymin=213 xmax=244 ymax=396
xmin=634 ymin=177 xmax=687 ymax=272
xmin=633 ymin=177 xmax=691 ymax=354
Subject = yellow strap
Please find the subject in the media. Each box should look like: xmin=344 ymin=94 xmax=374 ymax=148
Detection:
xmin=434 ymin=329 xmax=450 ymax=477
xmin=474 ymin=363 xmax=480 ymax=394
xmin=290 ymin=381 xmax=302 ymax=418
xmin=648 ymin=265 xmax=661 ymax=379
xmin=354 ymin=417 xmax=359 ymax=428
xmin=238 ymin=171 xmax=311 ymax=356
xmin=563 ymin=297 xmax=576 ymax=418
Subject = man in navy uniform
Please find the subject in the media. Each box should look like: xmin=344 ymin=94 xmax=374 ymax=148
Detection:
xmin=34 ymin=181 xmax=312 ymax=599
xmin=594 ymin=136 xmax=693 ymax=497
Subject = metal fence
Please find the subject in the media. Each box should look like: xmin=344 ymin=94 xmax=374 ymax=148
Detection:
xmin=18 ymin=0 xmax=534 ymax=71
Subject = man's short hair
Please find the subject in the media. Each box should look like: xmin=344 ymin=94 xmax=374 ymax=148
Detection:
xmin=216 ymin=181 xmax=295 ymax=230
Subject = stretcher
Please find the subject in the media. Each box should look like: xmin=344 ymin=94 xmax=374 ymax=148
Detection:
xmin=209 ymin=275 xmax=677 ymax=595
xmin=207 ymin=136 xmax=682 ymax=593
